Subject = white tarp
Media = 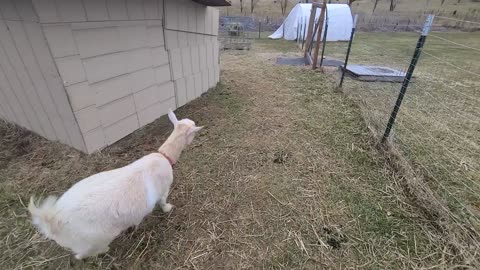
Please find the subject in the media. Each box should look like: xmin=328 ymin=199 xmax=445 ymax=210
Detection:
xmin=269 ymin=3 xmax=353 ymax=42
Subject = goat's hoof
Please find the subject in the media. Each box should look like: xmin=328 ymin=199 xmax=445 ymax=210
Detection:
xmin=162 ymin=203 xmax=173 ymax=212
xmin=99 ymin=246 xmax=110 ymax=254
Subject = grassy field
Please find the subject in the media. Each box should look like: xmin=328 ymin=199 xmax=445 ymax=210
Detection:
xmin=323 ymin=30 xmax=480 ymax=250
xmin=1 ymin=36 xmax=477 ymax=268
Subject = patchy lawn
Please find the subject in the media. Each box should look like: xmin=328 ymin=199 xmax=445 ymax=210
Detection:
xmin=0 ymin=38 xmax=469 ymax=269
xmin=326 ymin=32 xmax=480 ymax=241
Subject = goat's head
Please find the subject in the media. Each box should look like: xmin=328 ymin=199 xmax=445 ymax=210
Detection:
xmin=168 ymin=109 xmax=203 ymax=145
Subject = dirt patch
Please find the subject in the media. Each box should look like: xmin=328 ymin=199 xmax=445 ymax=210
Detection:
xmin=273 ymin=150 xmax=290 ymax=164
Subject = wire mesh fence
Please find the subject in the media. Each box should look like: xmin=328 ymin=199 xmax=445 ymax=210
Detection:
xmin=220 ymin=15 xmax=283 ymax=33
xmin=354 ymin=12 xmax=480 ymax=32
xmin=356 ymin=14 xmax=426 ymax=32
xmin=218 ymin=15 xmax=284 ymax=50
xmin=335 ymin=15 xmax=480 ymax=259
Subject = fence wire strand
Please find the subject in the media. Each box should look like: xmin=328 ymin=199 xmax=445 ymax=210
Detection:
xmin=422 ymin=50 xmax=480 ymax=78
xmin=434 ymin=15 xmax=480 ymax=26
xmin=395 ymin=103 xmax=480 ymax=173
xmin=428 ymin=34 xmax=480 ymax=52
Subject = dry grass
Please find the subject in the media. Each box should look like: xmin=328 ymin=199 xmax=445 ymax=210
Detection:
xmin=324 ymin=31 xmax=480 ymax=264
xmin=0 ymin=37 xmax=476 ymax=269
xmin=332 ymin=32 xmax=480 ymax=216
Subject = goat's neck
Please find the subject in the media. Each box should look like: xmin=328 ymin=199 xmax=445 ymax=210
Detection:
xmin=158 ymin=131 xmax=186 ymax=164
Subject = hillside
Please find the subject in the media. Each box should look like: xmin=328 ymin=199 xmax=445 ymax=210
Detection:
xmin=220 ymin=0 xmax=480 ymax=21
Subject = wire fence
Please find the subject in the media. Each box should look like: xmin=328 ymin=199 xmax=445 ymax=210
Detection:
xmin=354 ymin=12 xmax=480 ymax=32
xmin=335 ymin=15 xmax=480 ymax=262
xmin=220 ymin=15 xmax=283 ymax=33
xmin=218 ymin=8 xmax=480 ymax=265
xmin=218 ymin=16 xmax=283 ymax=51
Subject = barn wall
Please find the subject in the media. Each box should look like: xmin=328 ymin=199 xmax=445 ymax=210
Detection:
xmin=164 ymin=0 xmax=220 ymax=107
xmin=0 ymin=0 xmax=86 ymax=151
xmin=33 ymin=0 xmax=175 ymax=153
xmin=0 ymin=0 xmax=220 ymax=154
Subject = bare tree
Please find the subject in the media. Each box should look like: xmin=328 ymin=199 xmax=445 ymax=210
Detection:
xmin=250 ymin=0 xmax=259 ymax=14
xmin=280 ymin=0 xmax=289 ymax=16
xmin=240 ymin=0 xmax=244 ymax=13
xmin=348 ymin=0 xmax=358 ymax=6
xmin=373 ymin=0 xmax=380 ymax=12
xmin=441 ymin=0 xmax=446 ymax=5
xmin=389 ymin=0 xmax=398 ymax=11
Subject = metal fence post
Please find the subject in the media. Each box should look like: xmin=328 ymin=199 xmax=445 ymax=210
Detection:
xmin=381 ymin=15 xmax=434 ymax=143
xmin=308 ymin=19 xmax=320 ymax=54
xmin=319 ymin=11 xmax=329 ymax=68
xmin=302 ymin=17 xmax=307 ymax=49
xmin=296 ymin=21 xmax=300 ymax=42
xmin=258 ymin=21 xmax=261 ymax=39
xmin=304 ymin=5 xmax=318 ymax=58
xmin=300 ymin=23 xmax=304 ymax=44
xmin=298 ymin=22 xmax=304 ymax=46
xmin=339 ymin=14 xmax=358 ymax=87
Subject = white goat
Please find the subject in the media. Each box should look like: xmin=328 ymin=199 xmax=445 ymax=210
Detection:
xmin=28 ymin=110 xmax=202 ymax=259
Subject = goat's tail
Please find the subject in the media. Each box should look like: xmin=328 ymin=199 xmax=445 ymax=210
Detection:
xmin=28 ymin=196 xmax=60 ymax=238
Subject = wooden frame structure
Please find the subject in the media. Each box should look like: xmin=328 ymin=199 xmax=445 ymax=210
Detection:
xmin=303 ymin=0 xmax=327 ymax=69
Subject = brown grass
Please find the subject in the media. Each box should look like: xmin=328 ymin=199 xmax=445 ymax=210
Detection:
xmin=326 ymin=31 xmax=480 ymax=266
xmin=0 ymin=38 xmax=476 ymax=269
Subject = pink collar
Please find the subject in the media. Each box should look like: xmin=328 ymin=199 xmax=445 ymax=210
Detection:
xmin=159 ymin=152 xmax=175 ymax=167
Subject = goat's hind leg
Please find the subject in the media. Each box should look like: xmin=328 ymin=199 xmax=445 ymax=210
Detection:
xmin=73 ymin=241 xmax=110 ymax=260
xmin=74 ymin=248 xmax=93 ymax=260
xmin=159 ymin=194 xmax=173 ymax=213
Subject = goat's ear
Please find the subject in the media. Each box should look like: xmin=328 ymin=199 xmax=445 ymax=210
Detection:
xmin=187 ymin=126 xmax=203 ymax=136
xmin=168 ymin=109 xmax=178 ymax=126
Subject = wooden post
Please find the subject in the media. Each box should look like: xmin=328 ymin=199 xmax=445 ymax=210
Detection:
xmin=304 ymin=1 xmax=320 ymax=58
xmin=312 ymin=0 xmax=327 ymax=69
